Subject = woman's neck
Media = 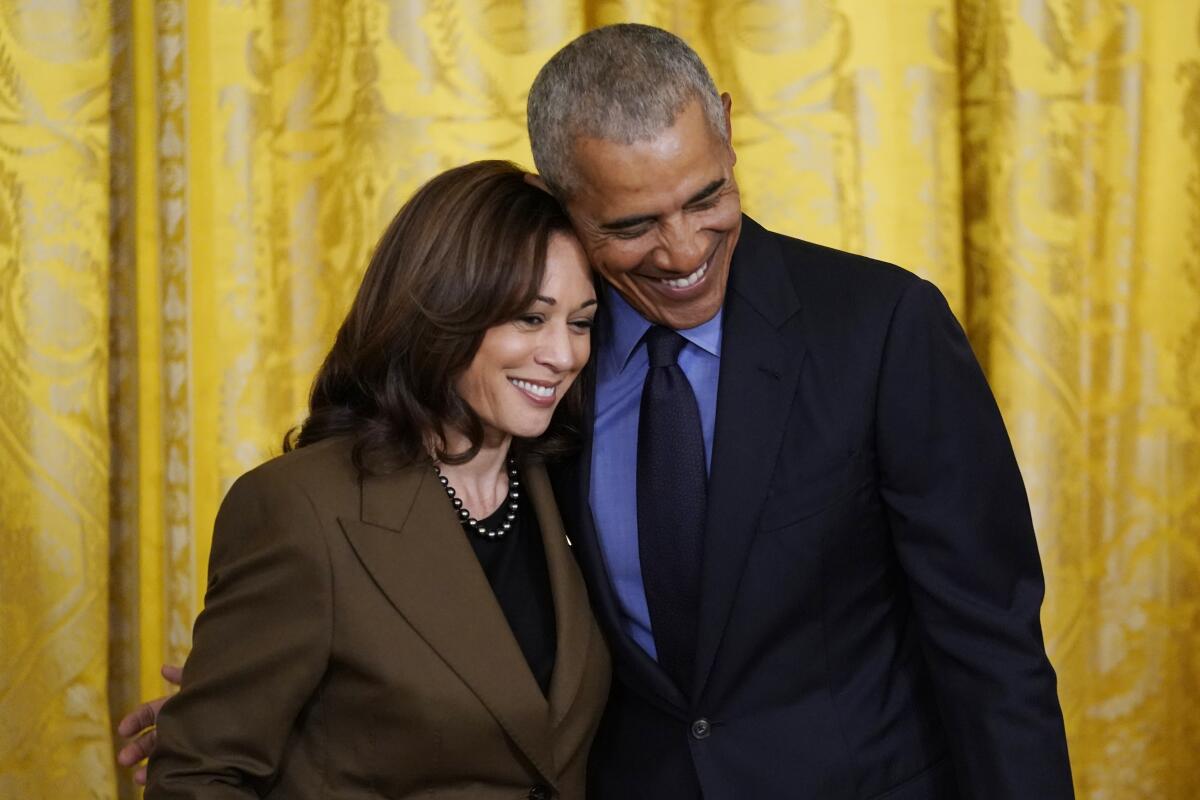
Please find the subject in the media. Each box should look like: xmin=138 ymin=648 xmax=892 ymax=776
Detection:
xmin=435 ymin=429 xmax=513 ymax=519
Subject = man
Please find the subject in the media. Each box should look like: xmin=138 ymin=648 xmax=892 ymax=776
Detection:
xmin=122 ymin=23 xmax=1073 ymax=799
xmin=525 ymin=24 xmax=1072 ymax=799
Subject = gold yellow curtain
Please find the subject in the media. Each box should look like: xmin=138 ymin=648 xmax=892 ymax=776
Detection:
xmin=1 ymin=1 xmax=1197 ymax=797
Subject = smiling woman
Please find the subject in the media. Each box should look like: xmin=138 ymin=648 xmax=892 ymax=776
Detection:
xmin=139 ymin=161 xmax=611 ymax=800
xmin=291 ymin=161 xmax=595 ymax=471
xmin=456 ymin=233 xmax=596 ymax=443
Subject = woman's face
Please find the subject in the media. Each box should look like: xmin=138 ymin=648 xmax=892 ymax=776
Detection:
xmin=455 ymin=232 xmax=597 ymax=442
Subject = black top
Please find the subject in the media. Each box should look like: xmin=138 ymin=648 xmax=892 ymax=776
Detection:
xmin=465 ymin=491 xmax=557 ymax=696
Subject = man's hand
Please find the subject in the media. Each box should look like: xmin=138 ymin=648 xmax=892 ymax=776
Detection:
xmin=115 ymin=664 xmax=182 ymax=785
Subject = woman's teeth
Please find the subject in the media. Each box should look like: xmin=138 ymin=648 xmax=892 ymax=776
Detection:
xmin=660 ymin=260 xmax=709 ymax=289
xmin=510 ymin=379 xmax=554 ymax=398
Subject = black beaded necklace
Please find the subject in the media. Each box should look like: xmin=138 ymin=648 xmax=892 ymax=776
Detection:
xmin=433 ymin=457 xmax=520 ymax=539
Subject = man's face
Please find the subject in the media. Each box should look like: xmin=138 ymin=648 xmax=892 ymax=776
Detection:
xmin=563 ymin=96 xmax=741 ymax=330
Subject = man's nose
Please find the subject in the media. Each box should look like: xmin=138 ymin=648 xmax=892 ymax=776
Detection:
xmin=651 ymin=216 xmax=706 ymax=273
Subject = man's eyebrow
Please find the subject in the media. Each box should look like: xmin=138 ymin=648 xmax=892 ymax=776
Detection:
xmin=685 ymin=178 xmax=726 ymax=206
xmin=597 ymin=179 xmax=727 ymax=232
xmin=599 ymin=213 xmax=657 ymax=232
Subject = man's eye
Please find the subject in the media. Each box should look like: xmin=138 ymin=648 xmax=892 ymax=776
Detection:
xmin=613 ymin=227 xmax=648 ymax=240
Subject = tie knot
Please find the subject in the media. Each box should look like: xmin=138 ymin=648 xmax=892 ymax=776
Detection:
xmin=644 ymin=326 xmax=686 ymax=368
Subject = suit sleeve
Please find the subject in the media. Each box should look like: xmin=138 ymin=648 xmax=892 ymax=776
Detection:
xmin=146 ymin=468 xmax=333 ymax=799
xmin=875 ymin=278 xmax=1074 ymax=798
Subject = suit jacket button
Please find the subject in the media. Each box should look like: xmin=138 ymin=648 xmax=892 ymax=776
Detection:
xmin=691 ymin=718 xmax=712 ymax=739
xmin=528 ymin=785 xmax=551 ymax=800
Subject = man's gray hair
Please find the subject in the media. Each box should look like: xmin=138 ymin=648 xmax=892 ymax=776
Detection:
xmin=527 ymin=24 xmax=727 ymax=198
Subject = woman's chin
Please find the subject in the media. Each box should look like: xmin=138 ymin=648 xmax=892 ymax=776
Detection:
xmin=495 ymin=410 xmax=557 ymax=441
xmin=504 ymin=422 xmax=553 ymax=441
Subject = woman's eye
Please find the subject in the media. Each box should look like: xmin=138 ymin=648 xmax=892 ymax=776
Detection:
xmin=518 ymin=314 xmax=545 ymax=326
xmin=570 ymin=318 xmax=595 ymax=331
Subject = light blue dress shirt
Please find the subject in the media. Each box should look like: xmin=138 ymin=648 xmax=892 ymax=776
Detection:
xmin=590 ymin=285 xmax=723 ymax=660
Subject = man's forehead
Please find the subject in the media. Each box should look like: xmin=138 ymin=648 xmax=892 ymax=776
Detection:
xmin=562 ymin=95 xmax=729 ymax=190
xmin=569 ymin=139 xmax=730 ymax=212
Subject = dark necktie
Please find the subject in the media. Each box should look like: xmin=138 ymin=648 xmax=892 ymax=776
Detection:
xmin=637 ymin=325 xmax=706 ymax=696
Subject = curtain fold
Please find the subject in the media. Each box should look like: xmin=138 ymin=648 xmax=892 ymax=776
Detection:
xmin=0 ymin=2 xmax=117 ymax=797
xmin=960 ymin=4 xmax=1200 ymax=793
xmin=1 ymin=2 xmax=1196 ymax=797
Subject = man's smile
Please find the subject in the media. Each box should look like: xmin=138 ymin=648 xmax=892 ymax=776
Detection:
xmin=655 ymin=258 xmax=709 ymax=290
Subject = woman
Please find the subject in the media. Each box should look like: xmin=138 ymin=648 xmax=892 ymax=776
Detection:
xmin=144 ymin=161 xmax=610 ymax=799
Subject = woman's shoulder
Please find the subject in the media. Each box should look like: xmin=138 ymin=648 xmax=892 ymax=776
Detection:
xmin=221 ymin=436 xmax=362 ymax=518
xmin=227 ymin=436 xmax=428 ymax=514
xmin=242 ymin=435 xmax=356 ymax=486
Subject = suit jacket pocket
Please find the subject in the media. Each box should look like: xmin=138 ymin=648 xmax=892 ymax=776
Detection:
xmin=758 ymin=450 xmax=869 ymax=531
xmin=867 ymin=753 xmax=955 ymax=800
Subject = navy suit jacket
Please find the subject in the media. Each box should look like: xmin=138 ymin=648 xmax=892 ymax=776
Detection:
xmin=552 ymin=216 xmax=1073 ymax=799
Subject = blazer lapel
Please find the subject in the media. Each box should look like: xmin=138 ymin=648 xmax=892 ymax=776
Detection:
xmin=524 ymin=461 xmax=591 ymax=732
xmin=338 ymin=466 xmax=556 ymax=785
xmin=694 ymin=216 xmax=806 ymax=698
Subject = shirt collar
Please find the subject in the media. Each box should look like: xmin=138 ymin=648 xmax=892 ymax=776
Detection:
xmin=603 ymin=283 xmax=723 ymax=372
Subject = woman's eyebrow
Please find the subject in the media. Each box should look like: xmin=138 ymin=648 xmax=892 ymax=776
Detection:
xmin=534 ymin=296 xmax=599 ymax=309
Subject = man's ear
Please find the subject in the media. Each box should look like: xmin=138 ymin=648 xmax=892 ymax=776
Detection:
xmin=524 ymin=172 xmax=551 ymax=193
xmin=721 ymin=92 xmax=736 ymax=164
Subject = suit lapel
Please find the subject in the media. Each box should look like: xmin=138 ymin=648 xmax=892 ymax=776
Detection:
xmin=338 ymin=465 xmax=556 ymax=784
xmin=694 ymin=217 xmax=806 ymax=697
xmin=554 ymin=359 xmax=687 ymax=713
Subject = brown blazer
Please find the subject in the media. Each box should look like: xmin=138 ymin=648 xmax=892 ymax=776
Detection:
xmin=147 ymin=437 xmax=611 ymax=800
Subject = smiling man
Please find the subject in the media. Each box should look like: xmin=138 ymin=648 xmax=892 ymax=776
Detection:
xmin=561 ymin=96 xmax=740 ymax=331
xmin=528 ymin=24 xmax=1074 ymax=800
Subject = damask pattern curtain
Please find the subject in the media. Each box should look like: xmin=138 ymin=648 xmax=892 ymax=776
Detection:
xmin=1 ymin=2 xmax=1197 ymax=797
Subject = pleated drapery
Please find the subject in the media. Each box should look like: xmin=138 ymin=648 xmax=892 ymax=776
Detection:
xmin=1 ymin=2 xmax=1197 ymax=797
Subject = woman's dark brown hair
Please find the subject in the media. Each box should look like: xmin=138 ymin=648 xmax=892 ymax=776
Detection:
xmin=285 ymin=160 xmax=585 ymax=472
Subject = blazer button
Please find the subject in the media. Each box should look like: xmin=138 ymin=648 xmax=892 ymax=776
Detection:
xmin=528 ymin=785 xmax=551 ymax=800
xmin=690 ymin=718 xmax=712 ymax=740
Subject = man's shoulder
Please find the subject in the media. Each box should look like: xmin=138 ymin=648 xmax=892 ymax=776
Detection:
xmin=740 ymin=218 xmax=925 ymax=323
xmin=755 ymin=221 xmax=918 ymax=297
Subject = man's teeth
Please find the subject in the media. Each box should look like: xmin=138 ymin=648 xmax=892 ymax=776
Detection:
xmin=510 ymin=379 xmax=554 ymax=398
xmin=660 ymin=260 xmax=709 ymax=289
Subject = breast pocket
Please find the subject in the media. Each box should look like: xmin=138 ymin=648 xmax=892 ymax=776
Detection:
xmin=758 ymin=449 xmax=871 ymax=531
